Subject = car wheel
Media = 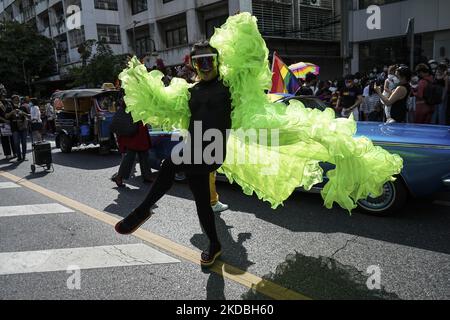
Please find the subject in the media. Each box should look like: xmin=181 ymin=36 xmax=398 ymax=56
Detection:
xmin=357 ymin=179 xmax=408 ymax=217
xmin=60 ymin=134 xmax=73 ymax=153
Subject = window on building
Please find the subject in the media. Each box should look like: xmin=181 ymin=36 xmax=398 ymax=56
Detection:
xmin=97 ymin=24 xmax=121 ymax=44
xmin=130 ymin=0 xmax=148 ymax=14
xmin=66 ymin=0 xmax=82 ymax=11
xmin=94 ymin=0 xmax=118 ymax=11
xmin=136 ymin=37 xmax=152 ymax=57
xmin=358 ymin=0 xmax=405 ymax=10
xmin=165 ymin=26 xmax=187 ymax=48
xmin=205 ymin=15 xmax=228 ymax=39
xmin=69 ymin=26 xmax=85 ymax=49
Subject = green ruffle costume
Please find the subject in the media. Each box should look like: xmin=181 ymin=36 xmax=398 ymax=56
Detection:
xmin=119 ymin=13 xmax=403 ymax=213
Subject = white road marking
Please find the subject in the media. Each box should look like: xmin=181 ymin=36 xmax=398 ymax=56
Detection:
xmin=0 ymin=182 xmax=20 ymax=190
xmin=0 ymin=203 xmax=74 ymax=217
xmin=0 ymin=244 xmax=180 ymax=276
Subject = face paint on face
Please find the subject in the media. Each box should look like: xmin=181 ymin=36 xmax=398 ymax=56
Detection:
xmin=191 ymin=53 xmax=219 ymax=81
xmin=192 ymin=54 xmax=217 ymax=72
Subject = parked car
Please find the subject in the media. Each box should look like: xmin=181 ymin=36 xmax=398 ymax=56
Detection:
xmin=149 ymin=95 xmax=450 ymax=216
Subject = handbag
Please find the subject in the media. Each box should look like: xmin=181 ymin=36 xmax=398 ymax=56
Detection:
xmin=0 ymin=123 xmax=12 ymax=136
xmin=110 ymin=107 xmax=139 ymax=137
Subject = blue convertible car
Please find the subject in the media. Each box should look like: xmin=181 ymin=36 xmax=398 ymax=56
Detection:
xmin=149 ymin=95 xmax=450 ymax=216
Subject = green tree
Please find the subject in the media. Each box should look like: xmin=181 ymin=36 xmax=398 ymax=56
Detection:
xmin=0 ymin=21 xmax=55 ymax=95
xmin=69 ymin=39 xmax=128 ymax=88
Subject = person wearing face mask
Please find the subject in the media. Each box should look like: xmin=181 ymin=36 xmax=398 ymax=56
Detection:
xmin=337 ymin=74 xmax=363 ymax=119
xmin=408 ymin=74 xmax=420 ymax=123
xmin=414 ymin=63 xmax=435 ymax=124
xmin=375 ymin=66 xmax=412 ymax=123
xmin=0 ymin=86 xmax=16 ymax=160
xmin=6 ymin=95 xmax=30 ymax=162
xmin=432 ymin=63 xmax=449 ymax=125
xmin=428 ymin=60 xmax=438 ymax=76
xmin=382 ymin=65 xmax=399 ymax=121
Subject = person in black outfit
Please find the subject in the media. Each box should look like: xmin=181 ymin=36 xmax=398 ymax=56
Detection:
xmin=375 ymin=66 xmax=412 ymax=123
xmin=296 ymin=72 xmax=317 ymax=96
xmin=337 ymin=74 xmax=364 ymax=119
xmin=0 ymin=95 xmax=16 ymax=160
xmin=115 ymin=41 xmax=232 ymax=267
xmin=6 ymin=95 xmax=30 ymax=162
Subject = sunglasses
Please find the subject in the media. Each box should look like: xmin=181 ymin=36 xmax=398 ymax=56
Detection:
xmin=191 ymin=54 xmax=218 ymax=72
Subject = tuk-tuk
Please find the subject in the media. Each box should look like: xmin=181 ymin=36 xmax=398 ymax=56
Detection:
xmin=54 ymin=87 xmax=119 ymax=154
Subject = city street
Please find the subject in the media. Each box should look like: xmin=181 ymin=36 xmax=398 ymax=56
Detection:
xmin=1 ymin=141 xmax=449 ymax=300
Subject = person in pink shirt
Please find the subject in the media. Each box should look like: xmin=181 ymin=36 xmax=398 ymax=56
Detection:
xmin=413 ymin=63 xmax=435 ymax=124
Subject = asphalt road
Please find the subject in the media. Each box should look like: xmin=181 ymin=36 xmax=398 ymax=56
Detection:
xmin=0 ymin=141 xmax=449 ymax=300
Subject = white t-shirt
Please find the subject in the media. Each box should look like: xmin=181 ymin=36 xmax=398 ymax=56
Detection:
xmin=30 ymin=105 xmax=42 ymax=123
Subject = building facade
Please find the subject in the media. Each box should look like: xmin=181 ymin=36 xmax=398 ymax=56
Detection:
xmin=346 ymin=0 xmax=450 ymax=74
xmin=0 ymin=0 xmax=343 ymax=82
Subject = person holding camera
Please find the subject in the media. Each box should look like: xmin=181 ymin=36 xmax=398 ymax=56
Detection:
xmin=6 ymin=95 xmax=30 ymax=162
xmin=375 ymin=66 xmax=412 ymax=124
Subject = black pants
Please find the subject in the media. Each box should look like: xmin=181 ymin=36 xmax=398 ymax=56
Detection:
xmin=1 ymin=135 xmax=15 ymax=157
xmin=118 ymin=150 xmax=151 ymax=180
xmin=137 ymin=159 xmax=219 ymax=245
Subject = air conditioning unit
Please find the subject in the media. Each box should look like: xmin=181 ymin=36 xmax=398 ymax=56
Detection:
xmin=310 ymin=0 xmax=321 ymax=7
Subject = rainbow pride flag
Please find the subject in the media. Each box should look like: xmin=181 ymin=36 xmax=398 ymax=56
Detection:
xmin=270 ymin=52 xmax=301 ymax=94
xmin=289 ymin=62 xmax=320 ymax=80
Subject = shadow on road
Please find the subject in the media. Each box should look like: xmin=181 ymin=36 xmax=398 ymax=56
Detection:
xmin=165 ymin=181 xmax=450 ymax=255
xmin=241 ymin=251 xmax=401 ymax=300
xmin=51 ymin=147 xmax=120 ymax=170
xmin=190 ymin=212 xmax=255 ymax=300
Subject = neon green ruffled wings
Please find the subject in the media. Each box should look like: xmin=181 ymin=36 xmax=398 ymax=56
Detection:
xmin=119 ymin=12 xmax=404 ymax=212
xmin=119 ymin=57 xmax=192 ymax=131
xmin=211 ymin=13 xmax=403 ymax=211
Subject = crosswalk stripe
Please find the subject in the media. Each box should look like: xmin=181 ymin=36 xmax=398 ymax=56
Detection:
xmin=0 ymin=182 xmax=20 ymax=190
xmin=0 ymin=244 xmax=180 ymax=276
xmin=0 ymin=170 xmax=311 ymax=300
xmin=0 ymin=203 xmax=74 ymax=217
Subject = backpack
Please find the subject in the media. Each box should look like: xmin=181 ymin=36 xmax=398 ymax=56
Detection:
xmin=423 ymin=79 xmax=443 ymax=106
xmin=110 ymin=106 xmax=139 ymax=137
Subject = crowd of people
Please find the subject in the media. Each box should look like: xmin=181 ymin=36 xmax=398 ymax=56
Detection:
xmin=295 ymin=58 xmax=450 ymax=126
xmin=0 ymin=85 xmax=56 ymax=162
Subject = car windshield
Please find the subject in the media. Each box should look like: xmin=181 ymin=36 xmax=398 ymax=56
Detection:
xmin=97 ymin=92 xmax=119 ymax=113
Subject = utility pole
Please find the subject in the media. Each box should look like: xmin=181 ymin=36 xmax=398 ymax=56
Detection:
xmin=132 ymin=20 xmax=140 ymax=55
xmin=406 ymin=18 xmax=415 ymax=70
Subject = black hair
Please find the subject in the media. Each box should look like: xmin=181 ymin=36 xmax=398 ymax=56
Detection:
xmin=344 ymin=74 xmax=355 ymax=81
xmin=415 ymin=63 xmax=430 ymax=75
xmin=437 ymin=63 xmax=448 ymax=73
xmin=368 ymin=80 xmax=376 ymax=96
xmin=305 ymin=72 xmax=317 ymax=83
xmin=397 ymin=66 xmax=412 ymax=82
xmin=190 ymin=40 xmax=218 ymax=58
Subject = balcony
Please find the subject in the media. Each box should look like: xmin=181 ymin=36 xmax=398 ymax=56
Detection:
xmin=22 ymin=6 xmax=36 ymax=22
xmin=39 ymin=26 xmax=51 ymax=37
xmin=51 ymin=20 xmax=67 ymax=36
xmin=35 ymin=0 xmax=49 ymax=15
